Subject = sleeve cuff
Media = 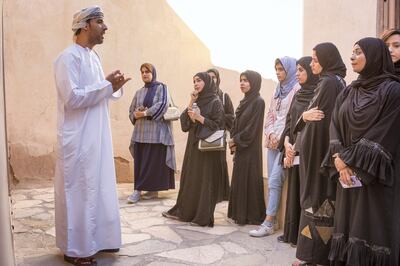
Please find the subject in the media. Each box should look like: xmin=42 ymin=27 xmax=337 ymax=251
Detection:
xmin=340 ymin=138 xmax=394 ymax=186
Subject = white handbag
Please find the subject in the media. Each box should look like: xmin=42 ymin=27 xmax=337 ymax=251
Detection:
xmin=163 ymin=86 xmax=180 ymax=121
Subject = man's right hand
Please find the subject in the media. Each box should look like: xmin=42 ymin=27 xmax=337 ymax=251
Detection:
xmin=106 ymin=70 xmax=132 ymax=92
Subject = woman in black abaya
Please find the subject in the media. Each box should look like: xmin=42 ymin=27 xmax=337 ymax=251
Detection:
xmin=227 ymin=70 xmax=266 ymax=225
xmin=325 ymin=37 xmax=400 ymax=266
xmin=295 ymin=43 xmax=346 ymax=266
xmin=207 ymin=68 xmax=235 ymax=202
xmin=277 ymin=56 xmax=319 ymax=246
xmin=163 ymin=72 xmax=224 ymax=227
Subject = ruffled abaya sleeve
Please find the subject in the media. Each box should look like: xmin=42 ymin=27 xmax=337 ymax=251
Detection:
xmin=326 ymin=82 xmax=400 ymax=186
xmin=340 ymin=85 xmax=400 ymax=186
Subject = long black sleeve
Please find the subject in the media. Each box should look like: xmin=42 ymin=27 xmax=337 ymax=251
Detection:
xmin=223 ymin=93 xmax=235 ymax=132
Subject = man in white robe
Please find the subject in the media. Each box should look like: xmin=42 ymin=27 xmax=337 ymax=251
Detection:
xmin=53 ymin=6 xmax=131 ymax=265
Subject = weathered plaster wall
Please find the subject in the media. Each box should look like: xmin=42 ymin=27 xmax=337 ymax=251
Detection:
xmin=303 ymin=0 xmax=377 ymax=83
xmin=4 ymin=0 xmax=275 ymax=183
xmin=0 ymin=0 xmax=16 ymax=263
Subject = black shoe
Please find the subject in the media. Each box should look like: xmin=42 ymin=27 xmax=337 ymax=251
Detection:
xmin=64 ymin=255 xmax=97 ymax=266
xmin=277 ymin=235 xmax=286 ymax=243
xmin=98 ymin=248 xmax=120 ymax=253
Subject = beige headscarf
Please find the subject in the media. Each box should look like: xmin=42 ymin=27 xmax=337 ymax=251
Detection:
xmin=72 ymin=6 xmax=104 ymax=33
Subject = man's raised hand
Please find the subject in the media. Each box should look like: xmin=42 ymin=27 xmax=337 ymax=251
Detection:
xmin=106 ymin=70 xmax=132 ymax=92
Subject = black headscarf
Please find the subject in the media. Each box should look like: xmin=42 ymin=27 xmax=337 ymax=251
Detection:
xmin=193 ymin=72 xmax=217 ymax=108
xmin=394 ymin=61 xmax=400 ymax=76
xmin=314 ymin=42 xmax=347 ymax=78
xmin=351 ymin=37 xmax=398 ymax=89
xmin=235 ymin=70 xmax=262 ymax=118
xmin=295 ymin=56 xmax=319 ymax=105
xmin=339 ymin=37 xmax=400 ymax=144
xmin=142 ymin=64 xmax=163 ymax=108
xmin=207 ymin=68 xmax=220 ymax=87
xmin=207 ymin=68 xmax=224 ymax=99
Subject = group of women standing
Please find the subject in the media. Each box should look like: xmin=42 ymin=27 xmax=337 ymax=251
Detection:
xmin=126 ymin=29 xmax=400 ymax=266
xmin=161 ymin=69 xmax=266 ymax=227
xmin=287 ymin=33 xmax=400 ymax=266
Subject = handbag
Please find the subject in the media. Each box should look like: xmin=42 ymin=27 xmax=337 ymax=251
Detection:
xmin=198 ymin=129 xmax=226 ymax=151
xmin=163 ymin=105 xmax=180 ymax=121
xmin=163 ymin=86 xmax=181 ymax=121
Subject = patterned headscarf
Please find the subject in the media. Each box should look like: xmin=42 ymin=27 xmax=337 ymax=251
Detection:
xmin=274 ymin=56 xmax=298 ymax=99
xmin=72 ymin=6 xmax=104 ymax=33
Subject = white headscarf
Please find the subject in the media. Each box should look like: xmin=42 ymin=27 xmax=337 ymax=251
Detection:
xmin=72 ymin=6 xmax=104 ymax=33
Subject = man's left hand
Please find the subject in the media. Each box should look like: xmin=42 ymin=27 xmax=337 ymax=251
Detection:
xmin=106 ymin=70 xmax=132 ymax=92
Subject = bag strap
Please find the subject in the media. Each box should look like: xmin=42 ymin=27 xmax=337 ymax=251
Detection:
xmin=164 ymin=85 xmax=177 ymax=107
xmin=222 ymin=92 xmax=225 ymax=107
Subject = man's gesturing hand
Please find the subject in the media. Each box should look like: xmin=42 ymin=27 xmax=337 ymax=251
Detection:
xmin=106 ymin=70 xmax=131 ymax=92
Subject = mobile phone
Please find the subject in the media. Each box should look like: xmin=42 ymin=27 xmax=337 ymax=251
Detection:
xmin=293 ymin=156 xmax=300 ymax=165
xmin=339 ymin=175 xmax=362 ymax=189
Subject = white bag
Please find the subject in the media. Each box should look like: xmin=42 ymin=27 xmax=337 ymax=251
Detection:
xmin=163 ymin=106 xmax=180 ymax=121
xmin=163 ymin=86 xmax=180 ymax=121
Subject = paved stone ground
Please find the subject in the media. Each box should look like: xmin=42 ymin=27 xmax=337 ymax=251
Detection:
xmin=11 ymin=183 xmax=296 ymax=266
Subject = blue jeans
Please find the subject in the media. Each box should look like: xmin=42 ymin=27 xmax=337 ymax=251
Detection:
xmin=266 ymin=149 xmax=285 ymax=217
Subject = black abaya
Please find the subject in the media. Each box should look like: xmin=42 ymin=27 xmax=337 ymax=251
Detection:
xmin=228 ymin=70 xmax=266 ymax=225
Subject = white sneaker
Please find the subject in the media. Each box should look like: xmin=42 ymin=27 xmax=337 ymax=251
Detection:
xmin=142 ymin=191 xmax=158 ymax=200
xmin=249 ymin=224 xmax=274 ymax=237
xmin=127 ymin=190 xmax=141 ymax=204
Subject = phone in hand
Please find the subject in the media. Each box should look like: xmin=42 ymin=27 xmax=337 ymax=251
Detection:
xmin=339 ymin=175 xmax=362 ymax=189
xmin=293 ymin=156 xmax=300 ymax=165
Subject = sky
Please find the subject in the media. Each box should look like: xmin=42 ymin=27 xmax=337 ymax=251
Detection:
xmin=166 ymin=0 xmax=303 ymax=80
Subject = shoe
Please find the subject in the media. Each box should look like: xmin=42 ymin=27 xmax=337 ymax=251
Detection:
xmin=162 ymin=211 xmax=179 ymax=220
xmin=189 ymin=222 xmax=201 ymax=227
xmin=64 ymin=255 xmax=97 ymax=266
xmin=291 ymin=260 xmax=312 ymax=266
xmin=142 ymin=191 xmax=158 ymax=200
xmin=127 ymin=190 xmax=141 ymax=204
xmin=98 ymin=248 xmax=120 ymax=253
xmin=226 ymin=217 xmax=237 ymax=225
xmin=249 ymin=224 xmax=274 ymax=237
xmin=277 ymin=235 xmax=286 ymax=243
